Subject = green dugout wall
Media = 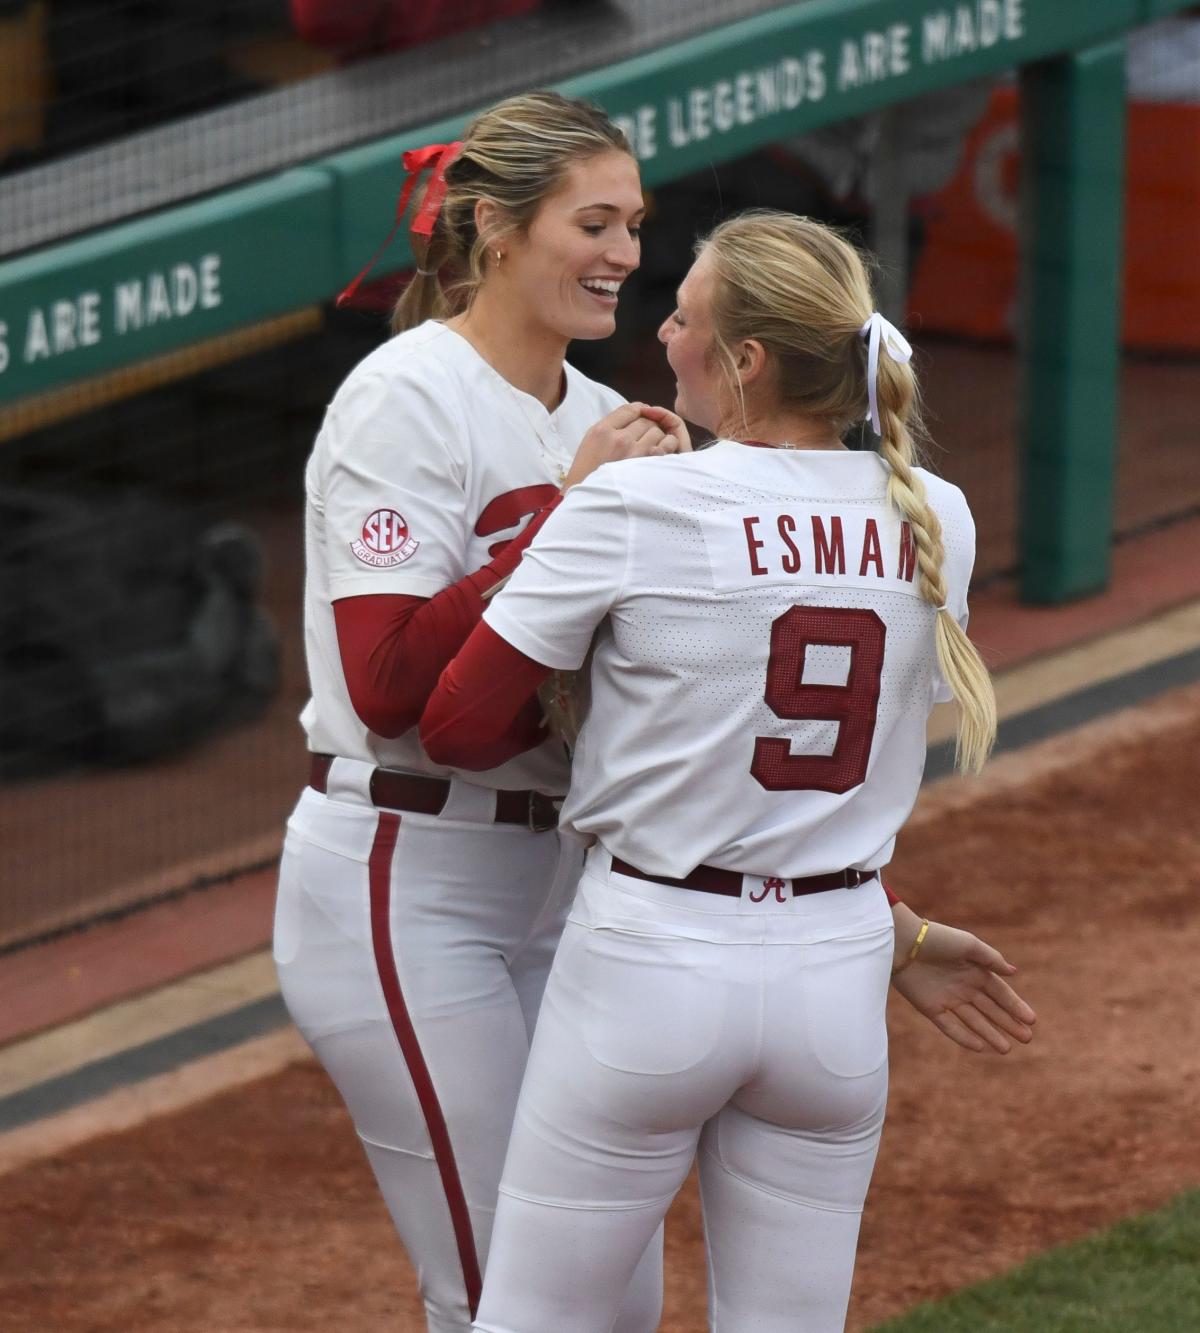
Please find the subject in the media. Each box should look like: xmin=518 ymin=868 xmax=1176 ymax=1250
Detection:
xmin=0 ymin=0 xmax=1191 ymax=602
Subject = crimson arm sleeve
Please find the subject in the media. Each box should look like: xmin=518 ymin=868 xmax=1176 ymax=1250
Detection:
xmin=882 ymin=881 xmax=900 ymax=907
xmin=333 ymin=499 xmax=560 ymax=738
xmin=421 ymin=623 xmax=553 ymax=770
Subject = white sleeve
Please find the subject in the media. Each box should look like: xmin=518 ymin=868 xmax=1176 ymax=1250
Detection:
xmin=930 ymin=484 xmax=976 ymax=704
xmin=320 ymin=368 xmax=469 ymax=600
xmin=483 ymin=473 xmax=630 ymax=669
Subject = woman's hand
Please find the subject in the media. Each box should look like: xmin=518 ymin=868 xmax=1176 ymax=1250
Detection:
xmin=890 ymin=905 xmax=1036 ymax=1055
xmin=637 ymin=403 xmax=693 ymax=455
xmin=562 ymin=403 xmax=690 ymax=490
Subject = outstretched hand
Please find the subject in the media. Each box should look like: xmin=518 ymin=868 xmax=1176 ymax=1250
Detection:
xmin=890 ymin=915 xmax=1036 ymax=1055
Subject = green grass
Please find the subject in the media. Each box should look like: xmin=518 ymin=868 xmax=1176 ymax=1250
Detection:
xmin=870 ymin=1190 xmax=1200 ymax=1332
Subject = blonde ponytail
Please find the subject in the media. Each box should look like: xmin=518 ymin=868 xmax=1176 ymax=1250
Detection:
xmin=391 ymin=220 xmax=457 ymax=333
xmin=701 ymin=210 xmax=997 ymax=774
xmin=874 ymin=365 xmax=996 ymax=773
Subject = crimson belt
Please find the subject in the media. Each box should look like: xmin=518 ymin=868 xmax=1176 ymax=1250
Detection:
xmin=609 ymin=857 xmax=875 ymax=899
xmin=308 ymin=754 xmax=562 ymax=832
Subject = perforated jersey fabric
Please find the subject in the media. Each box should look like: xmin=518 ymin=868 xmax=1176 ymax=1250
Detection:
xmin=484 ymin=440 xmax=974 ymax=877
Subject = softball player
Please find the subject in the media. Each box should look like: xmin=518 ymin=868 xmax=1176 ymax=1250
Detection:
xmin=421 ymin=211 xmax=1035 ymax=1331
xmin=273 ymin=92 xmax=682 ymax=1332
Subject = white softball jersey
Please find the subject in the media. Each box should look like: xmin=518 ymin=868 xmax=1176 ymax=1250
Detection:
xmin=483 ymin=440 xmax=974 ymax=877
xmin=299 ymin=319 xmax=623 ymax=791
xmin=280 ymin=321 xmax=664 ymax=1332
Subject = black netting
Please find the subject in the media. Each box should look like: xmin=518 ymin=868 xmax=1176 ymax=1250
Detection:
xmin=1 ymin=6 xmax=1198 ymax=948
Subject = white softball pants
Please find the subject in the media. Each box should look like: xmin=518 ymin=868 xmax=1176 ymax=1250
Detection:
xmin=474 ymin=847 xmax=894 ymax=1333
xmin=273 ymin=771 xmax=663 ymax=1333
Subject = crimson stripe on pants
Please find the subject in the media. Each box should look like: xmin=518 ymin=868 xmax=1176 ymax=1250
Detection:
xmin=368 ymin=812 xmax=483 ymax=1318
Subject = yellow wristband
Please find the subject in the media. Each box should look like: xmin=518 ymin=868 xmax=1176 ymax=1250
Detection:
xmin=907 ymin=918 xmax=930 ymax=964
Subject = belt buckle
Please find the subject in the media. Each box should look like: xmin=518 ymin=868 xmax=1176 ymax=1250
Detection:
xmin=528 ymin=794 xmax=561 ymax=833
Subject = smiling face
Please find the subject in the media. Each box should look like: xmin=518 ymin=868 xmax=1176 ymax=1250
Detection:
xmin=501 ymin=149 xmax=644 ymax=343
xmin=657 ymin=247 xmax=725 ymax=431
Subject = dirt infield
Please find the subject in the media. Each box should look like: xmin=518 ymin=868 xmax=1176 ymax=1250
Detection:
xmin=2 ymin=687 xmax=1199 ymax=1331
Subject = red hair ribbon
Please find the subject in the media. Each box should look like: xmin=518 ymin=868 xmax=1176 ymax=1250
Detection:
xmin=336 ymin=140 xmax=464 ymax=308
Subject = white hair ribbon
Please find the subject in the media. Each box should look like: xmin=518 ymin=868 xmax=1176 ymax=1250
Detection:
xmin=859 ymin=312 xmax=913 ymax=436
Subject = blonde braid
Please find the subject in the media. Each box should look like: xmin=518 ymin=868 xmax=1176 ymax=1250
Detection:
xmin=700 ymin=211 xmax=997 ymax=772
xmin=875 ymin=381 xmax=996 ymax=773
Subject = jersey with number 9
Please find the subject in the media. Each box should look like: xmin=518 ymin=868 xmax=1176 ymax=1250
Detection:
xmin=482 ymin=440 xmax=974 ymax=879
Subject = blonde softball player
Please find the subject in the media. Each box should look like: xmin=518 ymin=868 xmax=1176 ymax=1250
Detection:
xmin=273 ymin=92 xmax=687 ymax=1332
xmin=422 ymin=211 xmax=1036 ymax=1331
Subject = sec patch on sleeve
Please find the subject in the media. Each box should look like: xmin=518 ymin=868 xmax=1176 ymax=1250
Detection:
xmin=351 ymin=509 xmax=420 ymax=568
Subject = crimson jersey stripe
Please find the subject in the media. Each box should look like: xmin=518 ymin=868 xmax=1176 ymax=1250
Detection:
xmin=367 ymin=813 xmax=483 ymax=1318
